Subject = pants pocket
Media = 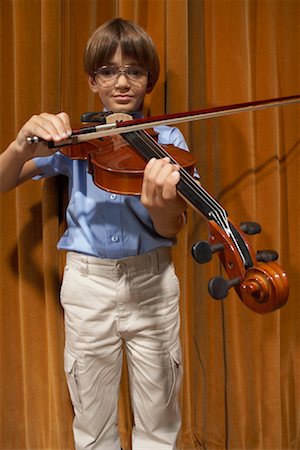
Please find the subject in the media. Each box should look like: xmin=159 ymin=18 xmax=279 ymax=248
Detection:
xmin=64 ymin=350 xmax=83 ymax=413
xmin=167 ymin=343 xmax=183 ymax=406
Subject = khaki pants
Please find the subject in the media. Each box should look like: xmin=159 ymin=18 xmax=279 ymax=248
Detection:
xmin=60 ymin=248 xmax=183 ymax=450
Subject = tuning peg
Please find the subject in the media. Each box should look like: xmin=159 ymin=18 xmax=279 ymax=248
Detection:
xmin=256 ymin=250 xmax=278 ymax=262
xmin=240 ymin=221 xmax=261 ymax=235
xmin=208 ymin=276 xmax=241 ymax=300
xmin=192 ymin=240 xmax=224 ymax=264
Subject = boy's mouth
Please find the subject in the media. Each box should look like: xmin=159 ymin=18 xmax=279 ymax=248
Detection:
xmin=113 ymin=95 xmax=134 ymax=102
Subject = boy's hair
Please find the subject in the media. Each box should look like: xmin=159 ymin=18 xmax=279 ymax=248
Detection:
xmin=84 ymin=18 xmax=160 ymax=92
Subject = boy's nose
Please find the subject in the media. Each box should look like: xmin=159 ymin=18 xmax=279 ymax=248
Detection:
xmin=115 ymin=73 xmax=130 ymax=87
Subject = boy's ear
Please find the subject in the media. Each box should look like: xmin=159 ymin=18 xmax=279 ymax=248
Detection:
xmin=146 ymin=84 xmax=154 ymax=94
xmin=88 ymin=76 xmax=98 ymax=93
xmin=146 ymin=75 xmax=156 ymax=93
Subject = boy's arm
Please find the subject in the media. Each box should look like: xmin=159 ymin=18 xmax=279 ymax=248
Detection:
xmin=0 ymin=144 xmax=41 ymax=192
xmin=141 ymin=157 xmax=188 ymax=238
xmin=0 ymin=112 xmax=72 ymax=192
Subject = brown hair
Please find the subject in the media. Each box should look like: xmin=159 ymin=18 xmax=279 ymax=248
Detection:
xmin=84 ymin=18 xmax=160 ymax=91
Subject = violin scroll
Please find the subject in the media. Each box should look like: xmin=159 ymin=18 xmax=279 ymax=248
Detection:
xmin=238 ymin=262 xmax=289 ymax=313
xmin=192 ymin=219 xmax=289 ymax=313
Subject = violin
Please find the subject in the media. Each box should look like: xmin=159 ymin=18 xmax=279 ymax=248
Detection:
xmin=27 ymin=95 xmax=298 ymax=313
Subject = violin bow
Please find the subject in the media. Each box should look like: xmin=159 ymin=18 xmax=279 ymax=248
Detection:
xmin=27 ymin=93 xmax=300 ymax=147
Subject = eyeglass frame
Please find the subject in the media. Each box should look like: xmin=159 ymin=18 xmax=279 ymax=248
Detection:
xmin=93 ymin=65 xmax=149 ymax=87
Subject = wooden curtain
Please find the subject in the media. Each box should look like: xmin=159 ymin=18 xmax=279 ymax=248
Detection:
xmin=1 ymin=0 xmax=300 ymax=449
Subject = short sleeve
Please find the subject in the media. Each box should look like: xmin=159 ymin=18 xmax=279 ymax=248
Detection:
xmin=33 ymin=152 xmax=71 ymax=179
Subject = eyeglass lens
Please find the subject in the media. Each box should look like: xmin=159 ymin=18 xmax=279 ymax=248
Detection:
xmin=95 ymin=66 xmax=148 ymax=86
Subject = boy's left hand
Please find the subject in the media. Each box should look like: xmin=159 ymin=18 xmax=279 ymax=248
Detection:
xmin=141 ymin=157 xmax=187 ymax=237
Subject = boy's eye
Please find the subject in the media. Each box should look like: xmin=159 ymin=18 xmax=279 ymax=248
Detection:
xmin=98 ymin=67 xmax=118 ymax=77
xmin=126 ymin=67 xmax=146 ymax=78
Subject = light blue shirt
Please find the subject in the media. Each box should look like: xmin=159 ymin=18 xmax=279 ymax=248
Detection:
xmin=33 ymin=125 xmax=189 ymax=259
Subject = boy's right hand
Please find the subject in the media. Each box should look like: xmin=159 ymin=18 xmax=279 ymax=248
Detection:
xmin=0 ymin=112 xmax=73 ymax=192
xmin=15 ymin=112 xmax=72 ymax=159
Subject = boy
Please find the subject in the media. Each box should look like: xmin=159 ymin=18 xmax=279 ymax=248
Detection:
xmin=0 ymin=18 xmax=189 ymax=450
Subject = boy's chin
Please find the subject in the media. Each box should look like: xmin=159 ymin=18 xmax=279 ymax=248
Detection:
xmin=108 ymin=101 xmax=142 ymax=114
xmin=111 ymin=106 xmax=137 ymax=114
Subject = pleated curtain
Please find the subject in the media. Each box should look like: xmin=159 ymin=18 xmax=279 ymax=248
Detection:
xmin=1 ymin=1 xmax=300 ymax=449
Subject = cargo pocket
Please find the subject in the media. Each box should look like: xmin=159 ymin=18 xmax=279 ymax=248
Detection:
xmin=64 ymin=350 xmax=83 ymax=413
xmin=167 ymin=343 xmax=183 ymax=406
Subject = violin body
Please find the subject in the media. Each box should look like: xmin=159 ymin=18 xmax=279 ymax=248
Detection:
xmin=60 ymin=132 xmax=196 ymax=195
xmin=88 ymin=136 xmax=195 ymax=195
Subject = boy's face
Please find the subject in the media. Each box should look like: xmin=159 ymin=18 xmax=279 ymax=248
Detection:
xmin=88 ymin=46 xmax=149 ymax=113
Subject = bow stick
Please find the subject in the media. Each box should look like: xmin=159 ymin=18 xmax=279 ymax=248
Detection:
xmin=27 ymin=94 xmax=300 ymax=147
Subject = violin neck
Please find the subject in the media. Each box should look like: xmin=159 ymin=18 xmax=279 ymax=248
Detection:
xmin=122 ymin=129 xmax=226 ymax=223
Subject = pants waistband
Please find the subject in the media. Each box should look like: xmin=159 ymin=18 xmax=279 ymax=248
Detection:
xmin=66 ymin=247 xmax=172 ymax=276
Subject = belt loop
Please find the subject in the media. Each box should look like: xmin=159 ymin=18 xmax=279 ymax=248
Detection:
xmin=80 ymin=255 xmax=89 ymax=276
xmin=151 ymin=250 xmax=160 ymax=275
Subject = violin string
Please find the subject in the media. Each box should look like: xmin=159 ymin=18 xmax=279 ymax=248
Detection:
xmin=123 ymin=129 xmax=227 ymax=222
xmin=135 ymin=130 xmax=223 ymax=215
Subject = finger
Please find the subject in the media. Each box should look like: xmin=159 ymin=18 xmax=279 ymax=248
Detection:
xmin=22 ymin=113 xmax=71 ymax=142
xmin=155 ymin=163 xmax=179 ymax=188
xmin=143 ymin=157 xmax=157 ymax=178
xmin=144 ymin=158 xmax=172 ymax=186
xmin=146 ymin=160 xmax=180 ymax=199
xmin=142 ymin=157 xmax=178 ymax=202
xmin=141 ymin=158 xmax=155 ymax=200
xmin=161 ymin=170 xmax=181 ymax=200
xmin=144 ymin=157 xmax=169 ymax=176
xmin=142 ymin=158 xmax=165 ymax=195
xmin=39 ymin=112 xmax=72 ymax=140
xmin=57 ymin=112 xmax=73 ymax=136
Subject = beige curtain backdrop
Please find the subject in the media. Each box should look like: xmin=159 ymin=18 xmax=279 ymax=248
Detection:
xmin=1 ymin=0 xmax=300 ymax=449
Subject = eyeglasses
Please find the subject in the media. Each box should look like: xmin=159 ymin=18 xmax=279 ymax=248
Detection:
xmin=94 ymin=65 xmax=148 ymax=87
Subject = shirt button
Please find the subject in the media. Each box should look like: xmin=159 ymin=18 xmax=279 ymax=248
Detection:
xmin=110 ymin=194 xmax=117 ymax=200
xmin=111 ymin=235 xmax=119 ymax=242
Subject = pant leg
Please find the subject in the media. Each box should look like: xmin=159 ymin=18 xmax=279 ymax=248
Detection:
xmin=60 ymin=248 xmax=182 ymax=450
xmin=123 ymin=256 xmax=183 ymax=450
xmin=60 ymin=253 xmax=123 ymax=450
